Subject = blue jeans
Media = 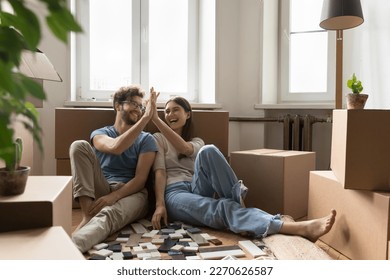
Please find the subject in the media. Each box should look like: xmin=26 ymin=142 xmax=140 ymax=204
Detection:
xmin=164 ymin=145 xmax=283 ymax=238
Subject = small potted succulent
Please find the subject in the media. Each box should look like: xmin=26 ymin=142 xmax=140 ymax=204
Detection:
xmin=0 ymin=138 xmax=30 ymax=195
xmin=346 ymin=73 xmax=368 ymax=109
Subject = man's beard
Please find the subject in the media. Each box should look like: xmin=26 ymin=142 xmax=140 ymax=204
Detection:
xmin=121 ymin=109 xmax=138 ymax=125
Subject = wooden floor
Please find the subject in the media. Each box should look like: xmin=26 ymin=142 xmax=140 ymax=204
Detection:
xmin=72 ymin=208 xmax=349 ymax=260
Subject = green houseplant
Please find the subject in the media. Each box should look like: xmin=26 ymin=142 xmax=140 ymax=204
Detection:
xmin=0 ymin=137 xmax=30 ymax=195
xmin=346 ymin=73 xmax=368 ymax=109
xmin=0 ymin=0 xmax=82 ymax=195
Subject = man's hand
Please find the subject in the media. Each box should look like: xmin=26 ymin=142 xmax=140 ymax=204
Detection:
xmin=152 ymin=205 xmax=168 ymax=230
xmin=88 ymin=192 xmax=118 ymax=216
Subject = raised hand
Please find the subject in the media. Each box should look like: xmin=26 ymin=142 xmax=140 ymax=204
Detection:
xmin=149 ymin=87 xmax=160 ymax=121
xmin=143 ymin=87 xmax=157 ymax=120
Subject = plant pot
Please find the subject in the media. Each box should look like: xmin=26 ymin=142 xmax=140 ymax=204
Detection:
xmin=346 ymin=93 xmax=369 ymax=109
xmin=0 ymin=166 xmax=30 ymax=196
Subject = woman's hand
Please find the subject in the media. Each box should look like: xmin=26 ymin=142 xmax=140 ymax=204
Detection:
xmin=143 ymin=91 xmax=155 ymax=121
xmin=152 ymin=205 xmax=168 ymax=230
xmin=149 ymin=87 xmax=160 ymax=122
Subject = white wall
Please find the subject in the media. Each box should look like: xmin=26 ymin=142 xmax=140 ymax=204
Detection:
xmin=32 ymin=1 xmax=71 ymax=175
xmin=217 ymin=0 xmax=268 ymax=154
xmin=36 ymin=0 xmax=332 ymax=174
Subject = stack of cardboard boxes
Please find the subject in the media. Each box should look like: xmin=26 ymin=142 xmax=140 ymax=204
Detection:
xmin=308 ymin=110 xmax=390 ymax=260
xmin=0 ymin=176 xmax=84 ymax=259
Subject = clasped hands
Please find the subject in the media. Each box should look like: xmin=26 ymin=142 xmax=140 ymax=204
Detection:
xmin=143 ymin=87 xmax=160 ymax=121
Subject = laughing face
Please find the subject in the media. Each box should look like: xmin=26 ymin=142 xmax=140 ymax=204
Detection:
xmin=164 ymin=100 xmax=190 ymax=134
xmin=119 ymin=96 xmax=144 ymax=125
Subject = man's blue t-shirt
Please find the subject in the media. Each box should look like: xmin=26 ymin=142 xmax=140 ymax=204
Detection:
xmin=90 ymin=126 xmax=158 ymax=183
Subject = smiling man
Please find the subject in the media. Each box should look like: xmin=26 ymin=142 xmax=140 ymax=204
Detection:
xmin=69 ymin=85 xmax=158 ymax=253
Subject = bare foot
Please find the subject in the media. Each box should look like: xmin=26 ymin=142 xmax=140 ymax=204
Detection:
xmin=73 ymin=215 xmax=93 ymax=235
xmin=303 ymin=209 xmax=336 ymax=242
xmin=280 ymin=209 xmax=337 ymax=242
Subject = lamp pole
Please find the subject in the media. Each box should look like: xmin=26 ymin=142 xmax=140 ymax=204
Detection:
xmin=320 ymin=0 xmax=364 ymax=109
xmin=336 ymin=30 xmax=343 ymax=109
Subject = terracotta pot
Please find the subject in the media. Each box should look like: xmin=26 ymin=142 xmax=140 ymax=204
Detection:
xmin=346 ymin=93 xmax=368 ymax=109
xmin=0 ymin=166 xmax=30 ymax=196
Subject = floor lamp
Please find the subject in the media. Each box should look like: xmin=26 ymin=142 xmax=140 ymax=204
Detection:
xmin=320 ymin=0 xmax=364 ymax=109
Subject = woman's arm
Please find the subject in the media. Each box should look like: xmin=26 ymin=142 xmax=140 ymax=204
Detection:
xmin=152 ymin=114 xmax=194 ymax=157
xmin=152 ymin=168 xmax=168 ymax=229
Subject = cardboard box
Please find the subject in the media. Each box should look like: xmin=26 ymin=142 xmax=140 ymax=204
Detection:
xmin=0 ymin=227 xmax=84 ymax=260
xmin=0 ymin=176 xmax=73 ymax=235
xmin=308 ymin=171 xmax=390 ymax=260
xmin=55 ymin=108 xmax=229 ymax=174
xmin=230 ymin=149 xmax=315 ymax=219
xmin=331 ymin=109 xmax=390 ymax=191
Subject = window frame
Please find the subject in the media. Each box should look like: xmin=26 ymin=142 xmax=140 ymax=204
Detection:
xmin=72 ymin=0 xmax=203 ymax=103
xmin=278 ymin=0 xmax=336 ymax=103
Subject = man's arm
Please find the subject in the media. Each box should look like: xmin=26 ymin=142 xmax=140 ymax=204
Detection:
xmin=94 ymin=92 xmax=157 ymax=155
xmin=88 ymin=151 xmax=156 ymax=216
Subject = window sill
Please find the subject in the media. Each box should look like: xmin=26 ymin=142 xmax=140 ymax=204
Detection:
xmin=64 ymin=100 xmax=223 ymax=110
xmin=254 ymin=103 xmax=335 ymax=110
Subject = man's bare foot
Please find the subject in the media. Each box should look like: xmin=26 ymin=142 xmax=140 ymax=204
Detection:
xmin=73 ymin=215 xmax=93 ymax=235
xmin=280 ymin=209 xmax=337 ymax=242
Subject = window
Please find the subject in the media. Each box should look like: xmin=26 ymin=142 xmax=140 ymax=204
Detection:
xmin=72 ymin=0 xmax=215 ymax=103
xmin=279 ymin=0 xmax=335 ymax=103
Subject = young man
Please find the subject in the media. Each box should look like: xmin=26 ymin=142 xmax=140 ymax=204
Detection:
xmin=70 ymin=86 xmax=158 ymax=253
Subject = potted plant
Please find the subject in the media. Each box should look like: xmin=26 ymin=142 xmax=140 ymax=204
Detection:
xmin=0 ymin=0 xmax=81 ymax=195
xmin=346 ymin=73 xmax=368 ymax=109
xmin=0 ymin=138 xmax=30 ymax=195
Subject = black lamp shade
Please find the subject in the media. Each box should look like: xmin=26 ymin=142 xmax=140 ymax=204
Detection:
xmin=320 ymin=0 xmax=364 ymax=30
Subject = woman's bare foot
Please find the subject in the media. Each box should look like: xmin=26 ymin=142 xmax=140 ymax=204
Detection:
xmin=280 ymin=209 xmax=337 ymax=242
xmin=303 ymin=209 xmax=337 ymax=242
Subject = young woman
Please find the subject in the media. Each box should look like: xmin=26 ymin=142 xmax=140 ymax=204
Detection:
xmin=150 ymin=93 xmax=336 ymax=242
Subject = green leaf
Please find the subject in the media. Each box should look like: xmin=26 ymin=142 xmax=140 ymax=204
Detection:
xmin=7 ymin=1 xmax=41 ymax=49
xmin=46 ymin=9 xmax=82 ymax=43
xmin=19 ymin=104 xmax=43 ymax=153
xmin=10 ymin=73 xmax=29 ymax=99
xmin=20 ymin=75 xmax=47 ymax=100
xmin=39 ymin=0 xmax=66 ymax=10
xmin=347 ymin=79 xmax=353 ymax=89
xmin=24 ymin=101 xmax=41 ymax=122
xmin=0 ymin=26 xmax=25 ymax=66
xmin=0 ymin=117 xmax=15 ymax=170
xmin=347 ymin=73 xmax=363 ymax=93
xmin=0 ymin=60 xmax=16 ymax=93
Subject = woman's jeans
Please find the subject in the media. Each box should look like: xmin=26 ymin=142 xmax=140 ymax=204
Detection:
xmin=165 ymin=145 xmax=283 ymax=238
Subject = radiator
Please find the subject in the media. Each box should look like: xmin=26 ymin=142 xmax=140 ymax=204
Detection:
xmin=229 ymin=114 xmax=330 ymax=152
xmin=282 ymin=114 xmax=328 ymax=151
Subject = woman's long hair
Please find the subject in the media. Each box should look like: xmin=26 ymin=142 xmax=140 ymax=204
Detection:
xmin=165 ymin=96 xmax=193 ymax=141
